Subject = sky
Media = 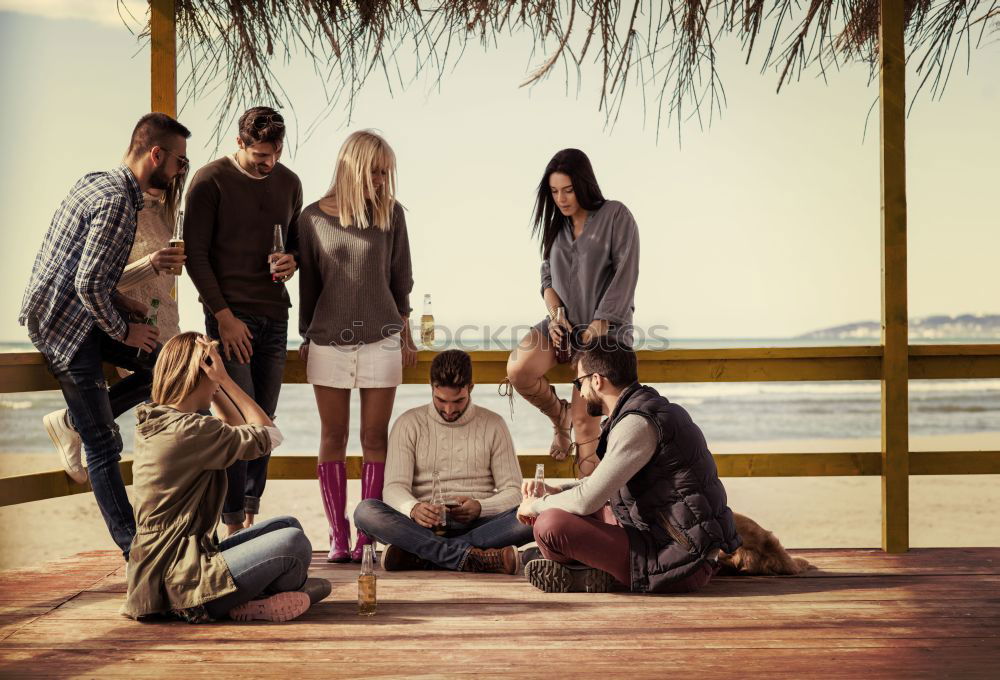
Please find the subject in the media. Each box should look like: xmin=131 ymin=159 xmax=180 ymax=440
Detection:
xmin=0 ymin=2 xmax=998 ymax=343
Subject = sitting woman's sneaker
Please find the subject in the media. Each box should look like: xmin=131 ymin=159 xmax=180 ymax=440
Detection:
xmin=524 ymin=559 xmax=615 ymax=593
xmin=228 ymin=591 xmax=311 ymax=622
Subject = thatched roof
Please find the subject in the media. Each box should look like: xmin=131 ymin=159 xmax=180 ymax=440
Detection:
xmin=132 ymin=1 xmax=999 ymax=142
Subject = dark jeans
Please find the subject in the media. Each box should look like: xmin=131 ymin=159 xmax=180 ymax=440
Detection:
xmin=46 ymin=326 xmax=158 ymax=559
xmin=203 ymin=516 xmax=312 ymax=619
xmin=354 ymin=500 xmax=535 ymax=570
xmin=205 ymin=310 xmax=287 ymax=525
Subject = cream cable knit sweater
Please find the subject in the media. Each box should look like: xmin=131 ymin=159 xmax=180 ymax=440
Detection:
xmin=383 ymin=402 xmax=523 ymax=519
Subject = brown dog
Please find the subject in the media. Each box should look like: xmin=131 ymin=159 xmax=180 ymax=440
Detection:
xmin=718 ymin=513 xmax=814 ymax=575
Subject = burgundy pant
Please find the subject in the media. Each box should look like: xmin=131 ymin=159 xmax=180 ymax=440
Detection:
xmin=533 ymin=508 xmax=717 ymax=593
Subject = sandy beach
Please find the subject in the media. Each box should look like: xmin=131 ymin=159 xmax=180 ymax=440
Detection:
xmin=1 ymin=431 xmax=998 ymax=572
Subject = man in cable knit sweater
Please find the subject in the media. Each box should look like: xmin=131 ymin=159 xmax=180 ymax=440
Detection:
xmin=353 ymin=350 xmax=533 ymax=574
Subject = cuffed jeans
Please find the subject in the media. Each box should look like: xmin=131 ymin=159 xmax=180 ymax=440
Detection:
xmin=204 ymin=515 xmax=312 ymax=619
xmin=205 ymin=309 xmax=287 ymax=525
xmin=354 ymin=499 xmax=535 ymax=570
xmin=46 ymin=326 xmax=158 ymax=559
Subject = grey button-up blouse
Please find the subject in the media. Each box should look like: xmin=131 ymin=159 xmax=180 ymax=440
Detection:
xmin=540 ymin=200 xmax=640 ymax=332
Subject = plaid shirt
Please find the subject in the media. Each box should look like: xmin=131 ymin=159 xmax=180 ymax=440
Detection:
xmin=19 ymin=165 xmax=144 ymax=369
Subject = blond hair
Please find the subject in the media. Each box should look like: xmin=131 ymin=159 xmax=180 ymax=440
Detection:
xmin=324 ymin=130 xmax=397 ymax=230
xmin=152 ymin=332 xmax=216 ymax=407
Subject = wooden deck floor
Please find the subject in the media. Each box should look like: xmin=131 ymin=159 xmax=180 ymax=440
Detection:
xmin=0 ymin=548 xmax=998 ymax=678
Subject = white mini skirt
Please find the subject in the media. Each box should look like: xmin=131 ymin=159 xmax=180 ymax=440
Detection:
xmin=306 ymin=333 xmax=403 ymax=389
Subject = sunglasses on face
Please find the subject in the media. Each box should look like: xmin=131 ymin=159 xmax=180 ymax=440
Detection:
xmin=572 ymin=372 xmax=603 ymax=391
xmin=159 ymin=147 xmax=190 ymax=169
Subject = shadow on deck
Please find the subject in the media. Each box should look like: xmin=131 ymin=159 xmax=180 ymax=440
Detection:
xmin=1 ymin=548 xmax=998 ymax=677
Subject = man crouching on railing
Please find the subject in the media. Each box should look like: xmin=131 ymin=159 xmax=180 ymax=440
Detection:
xmin=354 ymin=350 xmax=535 ymax=574
xmin=121 ymin=333 xmax=329 ymax=623
xmin=516 ymin=340 xmax=742 ymax=593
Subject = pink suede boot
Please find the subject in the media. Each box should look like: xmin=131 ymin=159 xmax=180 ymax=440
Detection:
xmin=318 ymin=461 xmax=351 ymax=563
xmin=350 ymin=461 xmax=385 ymax=562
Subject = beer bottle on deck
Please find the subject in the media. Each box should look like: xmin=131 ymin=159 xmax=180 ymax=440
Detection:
xmin=358 ymin=545 xmax=377 ymax=616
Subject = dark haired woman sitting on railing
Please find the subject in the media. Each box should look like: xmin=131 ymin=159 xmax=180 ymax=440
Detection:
xmin=121 ymin=332 xmax=328 ymax=623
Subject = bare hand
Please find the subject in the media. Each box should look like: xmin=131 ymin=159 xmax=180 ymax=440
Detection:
xmin=580 ymin=319 xmax=609 ymax=345
xmin=299 ymin=342 xmax=309 ymax=364
xmin=198 ymin=338 xmax=229 ymax=383
xmin=548 ymin=310 xmax=571 ymax=346
xmin=448 ymin=496 xmax=482 ymax=524
xmin=401 ymin=343 xmax=417 ymax=369
xmin=116 ymin=295 xmax=148 ymax=320
xmin=521 ymin=480 xmax=561 ymax=499
xmin=216 ymin=310 xmax=253 ymax=364
xmin=516 ymin=497 xmax=539 ymax=526
xmin=124 ymin=322 xmax=159 ymax=353
xmin=410 ymin=502 xmax=444 ymax=529
xmin=270 ymin=253 xmax=297 ymax=282
xmin=150 ymin=247 xmax=186 ymax=275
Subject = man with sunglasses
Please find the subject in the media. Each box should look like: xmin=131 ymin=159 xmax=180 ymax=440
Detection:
xmin=19 ymin=112 xmax=191 ymax=561
xmin=184 ymin=106 xmax=303 ymax=537
xmin=516 ymin=340 xmax=742 ymax=594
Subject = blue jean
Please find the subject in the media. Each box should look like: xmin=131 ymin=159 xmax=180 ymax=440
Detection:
xmin=354 ymin=500 xmax=535 ymax=570
xmin=203 ymin=515 xmax=312 ymax=619
xmin=45 ymin=326 xmax=159 ymax=559
xmin=204 ymin=309 xmax=287 ymax=524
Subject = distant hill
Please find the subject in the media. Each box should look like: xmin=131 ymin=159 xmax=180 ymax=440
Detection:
xmin=799 ymin=314 xmax=1000 ymax=340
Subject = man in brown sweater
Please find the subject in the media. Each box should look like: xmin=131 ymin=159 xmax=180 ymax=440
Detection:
xmin=183 ymin=107 xmax=303 ymax=536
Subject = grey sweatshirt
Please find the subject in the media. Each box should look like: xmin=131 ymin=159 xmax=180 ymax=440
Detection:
xmin=540 ymin=199 xmax=639 ymax=328
xmin=298 ymin=200 xmax=413 ymax=345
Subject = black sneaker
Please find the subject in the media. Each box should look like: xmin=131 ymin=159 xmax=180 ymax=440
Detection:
xmin=299 ymin=577 xmax=332 ymax=605
xmin=519 ymin=546 xmax=542 ymax=571
xmin=381 ymin=544 xmax=432 ymax=571
xmin=524 ymin=559 xmax=615 ymax=593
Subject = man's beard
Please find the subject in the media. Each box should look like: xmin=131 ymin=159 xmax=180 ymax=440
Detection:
xmin=438 ymin=404 xmax=469 ymax=422
xmin=149 ymin=164 xmax=172 ymax=191
xmin=585 ymin=395 xmax=604 ymax=418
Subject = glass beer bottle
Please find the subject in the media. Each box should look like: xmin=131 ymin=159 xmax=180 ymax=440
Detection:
xmin=553 ymin=307 xmax=571 ymax=364
xmin=169 ymin=209 xmax=185 ymax=276
xmin=269 ymin=224 xmax=284 ymax=283
xmin=431 ymin=471 xmax=447 ymax=535
xmin=420 ymin=294 xmax=435 ymax=347
xmin=136 ymin=298 xmax=160 ymax=361
xmin=533 ymin=463 xmax=546 ymax=498
xmin=357 ymin=544 xmax=377 ymax=616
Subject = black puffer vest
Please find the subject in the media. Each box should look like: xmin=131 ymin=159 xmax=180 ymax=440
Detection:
xmin=598 ymin=383 xmax=741 ymax=592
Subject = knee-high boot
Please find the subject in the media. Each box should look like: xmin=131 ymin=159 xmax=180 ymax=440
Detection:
xmin=318 ymin=461 xmax=351 ymax=563
xmin=350 ymin=461 xmax=385 ymax=562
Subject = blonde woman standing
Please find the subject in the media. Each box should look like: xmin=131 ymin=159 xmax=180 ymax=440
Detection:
xmin=298 ymin=130 xmax=416 ymax=562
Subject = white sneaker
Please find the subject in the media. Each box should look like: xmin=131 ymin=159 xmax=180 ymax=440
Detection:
xmin=43 ymin=409 xmax=87 ymax=484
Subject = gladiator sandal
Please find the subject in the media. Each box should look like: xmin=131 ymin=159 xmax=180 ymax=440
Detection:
xmin=572 ymin=434 xmax=602 ymax=478
xmin=501 ymin=376 xmax=573 ymax=460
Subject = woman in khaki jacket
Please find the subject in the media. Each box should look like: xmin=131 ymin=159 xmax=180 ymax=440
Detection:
xmin=122 ymin=332 xmax=326 ymax=623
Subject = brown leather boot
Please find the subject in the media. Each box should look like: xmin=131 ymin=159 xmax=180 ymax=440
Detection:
xmin=506 ymin=376 xmax=573 ymax=460
xmin=462 ymin=545 xmax=519 ymax=575
xmin=381 ymin=544 xmax=432 ymax=571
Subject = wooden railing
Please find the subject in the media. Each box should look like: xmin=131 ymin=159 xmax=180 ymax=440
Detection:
xmin=3 ymin=347 xmax=999 ymax=525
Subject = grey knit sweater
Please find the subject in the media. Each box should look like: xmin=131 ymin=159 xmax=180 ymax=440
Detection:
xmin=298 ymin=200 xmax=413 ymax=346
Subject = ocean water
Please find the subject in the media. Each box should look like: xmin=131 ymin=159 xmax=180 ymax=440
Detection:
xmin=2 ymin=338 xmax=998 ymax=455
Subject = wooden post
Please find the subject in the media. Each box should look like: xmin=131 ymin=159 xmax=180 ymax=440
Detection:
xmin=879 ymin=0 xmax=909 ymax=553
xmin=150 ymin=0 xmax=177 ymax=117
